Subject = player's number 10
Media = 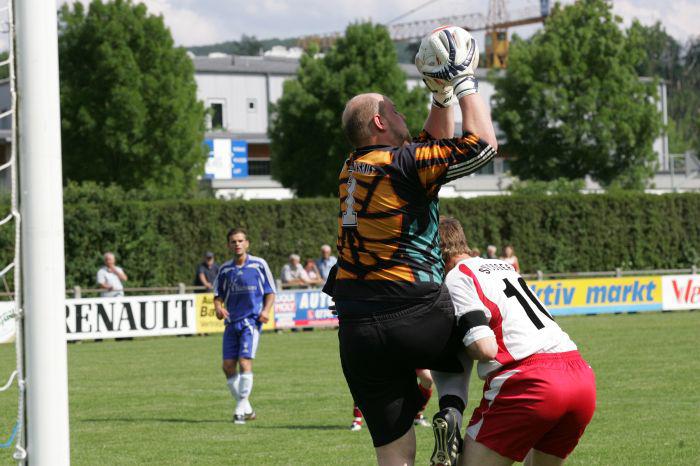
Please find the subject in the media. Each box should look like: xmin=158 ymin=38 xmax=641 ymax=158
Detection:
xmin=502 ymin=277 xmax=554 ymax=329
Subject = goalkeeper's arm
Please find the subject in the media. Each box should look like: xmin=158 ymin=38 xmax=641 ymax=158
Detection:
xmin=423 ymin=103 xmax=455 ymax=139
xmin=458 ymin=93 xmax=497 ymax=150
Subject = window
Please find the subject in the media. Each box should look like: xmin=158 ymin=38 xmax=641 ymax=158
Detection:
xmin=210 ymin=102 xmax=224 ymax=129
xmin=247 ymin=98 xmax=257 ymax=113
xmin=248 ymin=159 xmax=271 ymax=176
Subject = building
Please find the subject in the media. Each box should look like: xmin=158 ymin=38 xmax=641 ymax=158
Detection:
xmin=0 ymin=52 xmax=696 ymax=198
xmin=193 ymin=51 xmax=699 ymax=198
xmin=193 ymin=52 xmax=514 ymax=199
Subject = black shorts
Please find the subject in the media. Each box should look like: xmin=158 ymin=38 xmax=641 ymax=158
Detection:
xmin=336 ymin=285 xmax=464 ymax=447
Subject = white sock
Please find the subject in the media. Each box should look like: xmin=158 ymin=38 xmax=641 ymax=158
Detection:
xmin=239 ymin=372 xmax=254 ymax=399
xmin=227 ymin=374 xmax=241 ymax=401
xmin=241 ymin=398 xmax=252 ymax=414
xmin=237 ymin=373 xmax=254 ymax=414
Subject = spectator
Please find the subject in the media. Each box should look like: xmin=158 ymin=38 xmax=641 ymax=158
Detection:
xmin=485 ymin=244 xmax=498 ymax=259
xmin=315 ymin=244 xmax=337 ymax=281
xmin=281 ymin=254 xmax=311 ymax=286
xmin=194 ymin=251 xmax=219 ymax=292
xmin=97 ymin=252 xmax=127 ymax=297
xmin=501 ymin=244 xmax=521 ymax=272
xmin=304 ymin=259 xmax=324 ymax=286
xmin=469 ymin=248 xmax=481 ymax=258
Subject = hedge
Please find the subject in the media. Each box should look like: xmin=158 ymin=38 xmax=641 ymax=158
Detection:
xmin=0 ymin=193 xmax=698 ymax=288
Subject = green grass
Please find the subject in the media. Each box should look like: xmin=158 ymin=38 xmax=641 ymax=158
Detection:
xmin=0 ymin=311 xmax=699 ymax=465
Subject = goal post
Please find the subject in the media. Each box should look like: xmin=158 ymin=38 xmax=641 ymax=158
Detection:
xmin=15 ymin=0 xmax=70 ymax=463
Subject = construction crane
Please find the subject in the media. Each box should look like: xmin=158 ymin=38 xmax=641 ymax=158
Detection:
xmin=298 ymin=0 xmax=550 ymax=68
xmin=482 ymin=0 xmax=551 ymax=68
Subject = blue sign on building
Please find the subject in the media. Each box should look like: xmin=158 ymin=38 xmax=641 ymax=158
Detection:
xmin=231 ymin=140 xmax=248 ymax=178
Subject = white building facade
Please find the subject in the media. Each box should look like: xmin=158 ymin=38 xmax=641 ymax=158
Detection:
xmin=192 ymin=53 xmax=519 ymax=199
xmin=193 ymin=52 xmax=699 ymax=199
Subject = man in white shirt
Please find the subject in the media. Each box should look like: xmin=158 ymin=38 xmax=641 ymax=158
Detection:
xmin=97 ymin=252 xmax=128 ymax=297
xmin=280 ymin=254 xmax=310 ymax=287
xmin=436 ymin=217 xmax=596 ymax=466
xmin=315 ymin=244 xmax=337 ymax=281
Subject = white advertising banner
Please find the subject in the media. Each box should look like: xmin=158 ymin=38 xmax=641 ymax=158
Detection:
xmin=0 ymin=301 xmax=14 ymax=344
xmin=661 ymin=275 xmax=700 ymax=311
xmin=65 ymin=294 xmax=197 ymax=341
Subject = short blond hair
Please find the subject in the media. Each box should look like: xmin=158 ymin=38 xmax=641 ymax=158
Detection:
xmin=438 ymin=217 xmax=471 ymax=264
xmin=342 ymin=93 xmax=382 ymax=148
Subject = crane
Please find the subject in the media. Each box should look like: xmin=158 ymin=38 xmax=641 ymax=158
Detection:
xmin=297 ymin=1 xmax=550 ymax=68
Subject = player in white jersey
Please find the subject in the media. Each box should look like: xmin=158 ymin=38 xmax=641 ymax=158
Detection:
xmin=438 ymin=217 xmax=596 ymax=466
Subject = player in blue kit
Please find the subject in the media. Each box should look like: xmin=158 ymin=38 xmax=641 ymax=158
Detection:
xmin=214 ymin=228 xmax=276 ymax=424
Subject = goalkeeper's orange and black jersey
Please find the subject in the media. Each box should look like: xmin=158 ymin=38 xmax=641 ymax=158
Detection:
xmin=334 ymin=130 xmax=496 ymax=302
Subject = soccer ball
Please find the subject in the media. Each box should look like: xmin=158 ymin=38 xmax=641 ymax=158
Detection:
xmin=414 ymin=25 xmax=478 ymax=85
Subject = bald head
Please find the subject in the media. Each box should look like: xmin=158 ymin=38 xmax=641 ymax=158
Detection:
xmin=342 ymin=93 xmax=383 ymax=148
xmin=103 ymin=252 xmax=115 ymax=267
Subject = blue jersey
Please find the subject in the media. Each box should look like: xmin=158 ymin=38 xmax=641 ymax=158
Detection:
xmin=214 ymin=255 xmax=276 ymax=323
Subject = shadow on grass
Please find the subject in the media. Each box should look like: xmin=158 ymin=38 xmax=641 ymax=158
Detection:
xmin=249 ymin=424 xmax=347 ymax=431
xmin=78 ymin=418 xmax=347 ymax=431
xmin=78 ymin=417 xmax=230 ymax=425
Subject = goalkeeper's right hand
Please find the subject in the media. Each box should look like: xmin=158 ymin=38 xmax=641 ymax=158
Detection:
xmin=422 ymin=77 xmax=455 ymax=108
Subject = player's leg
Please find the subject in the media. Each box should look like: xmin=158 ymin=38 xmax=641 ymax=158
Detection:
xmin=430 ymin=351 xmax=472 ymax=466
xmin=351 ymin=404 xmax=363 ymax=431
xmin=460 ymin=436 xmax=513 ymax=466
xmin=222 ymin=323 xmax=243 ymax=419
xmin=236 ymin=318 xmax=260 ymax=420
xmin=414 ymin=369 xmax=433 ymax=427
xmin=523 ymin=449 xmax=564 ymax=466
xmin=223 ymin=358 xmax=240 ymax=393
xmin=237 ymin=357 xmax=254 ymax=418
xmin=336 ymin=303 xmax=424 ymax=464
xmin=375 ymin=426 xmax=417 ymax=466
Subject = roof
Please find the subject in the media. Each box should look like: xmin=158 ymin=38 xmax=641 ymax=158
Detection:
xmin=193 ymin=53 xmax=491 ymax=80
xmin=193 ymin=55 xmax=300 ymax=75
xmin=205 ymin=131 xmax=269 ymax=144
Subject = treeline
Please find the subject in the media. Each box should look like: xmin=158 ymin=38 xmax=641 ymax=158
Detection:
xmin=628 ymin=21 xmax=700 ymax=154
xmin=1 ymin=191 xmax=697 ymax=289
xmin=187 ymin=35 xmax=299 ymax=56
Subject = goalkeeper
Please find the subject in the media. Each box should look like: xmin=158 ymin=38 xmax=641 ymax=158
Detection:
xmin=326 ymin=26 xmax=497 ymax=466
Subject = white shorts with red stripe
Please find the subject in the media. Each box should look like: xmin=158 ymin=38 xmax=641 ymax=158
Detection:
xmin=467 ymin=351 xmax=596 ymax=461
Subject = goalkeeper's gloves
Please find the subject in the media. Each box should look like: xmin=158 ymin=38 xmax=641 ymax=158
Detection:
xmin=422 ymin=77 xmax=455 ymax=108
xmin=421 ymin=26 xmax=480 ymax=99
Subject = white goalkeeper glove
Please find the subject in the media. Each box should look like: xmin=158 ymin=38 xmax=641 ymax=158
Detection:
xmin=422 ymin=77 xmax=455 ymax=108
xmin=417 ymin=26 xmax=479 ymax=99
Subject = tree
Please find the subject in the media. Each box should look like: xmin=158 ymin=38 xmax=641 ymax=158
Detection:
xmin=627 ymin=21 xmax=700 ymax=155
xmin=627 ymin=20 xmax=682 ymax=83
xmin=677 ymin=38 xmax=700 ymax=154
xmin=188 ymin=36 xmax=297 ymax=57
xmin=493 ymin=0 xmax=660 ymax=189
xmin=269 ymin=22 xmax=427 ymax=197
xmin=59 ymin=0 xmax=206 ymax=195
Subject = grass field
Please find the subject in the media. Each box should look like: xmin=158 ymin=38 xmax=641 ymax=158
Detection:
xmin=0 ymin=311 xmax=699 ymax=465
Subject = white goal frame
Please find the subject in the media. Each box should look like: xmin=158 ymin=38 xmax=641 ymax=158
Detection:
xmin=15 ymin=0 xmax=70 ymax=464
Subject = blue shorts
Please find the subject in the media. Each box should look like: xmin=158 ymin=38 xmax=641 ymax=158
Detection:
xmin=222 ymin=317 xmax=261 ymax=360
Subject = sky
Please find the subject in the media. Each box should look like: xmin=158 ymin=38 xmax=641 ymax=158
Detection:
xmin=54 ymin=0 xmax=699 ymax=47
xmin=103 ymin=0 xmax=699 ymax=47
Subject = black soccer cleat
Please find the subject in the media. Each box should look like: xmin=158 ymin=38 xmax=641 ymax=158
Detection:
xmin=430 ymin=408 xmax=462 ymax=466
